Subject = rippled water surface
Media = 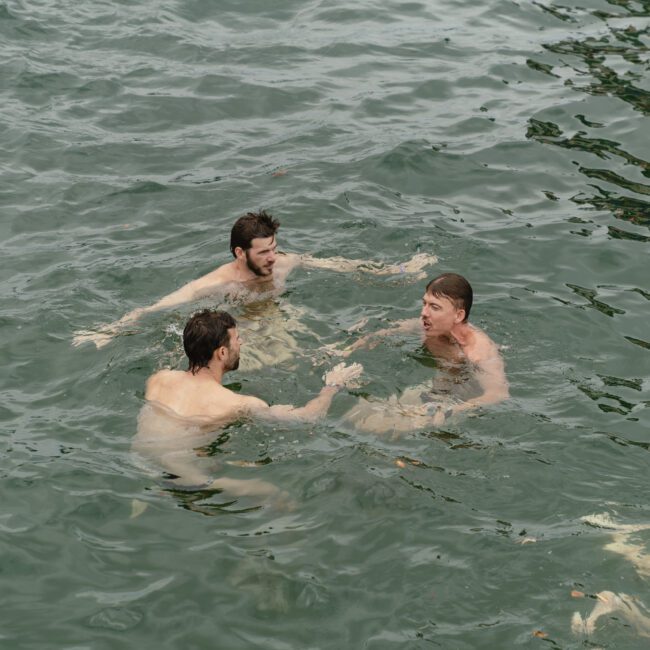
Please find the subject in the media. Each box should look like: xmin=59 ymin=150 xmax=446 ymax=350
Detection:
xmin=2 ymin=0 xmax=649 ymax=647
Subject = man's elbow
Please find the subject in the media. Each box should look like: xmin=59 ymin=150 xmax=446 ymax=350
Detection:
xmin=293 ymin=410 xmax=320 ymax=424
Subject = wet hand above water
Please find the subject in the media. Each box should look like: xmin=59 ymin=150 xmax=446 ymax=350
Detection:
xmin=323 ymin=362 xmax=364 ymax=388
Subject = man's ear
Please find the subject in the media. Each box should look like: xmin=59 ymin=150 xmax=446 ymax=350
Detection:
xmin=234 ymin=246 xmax=245 ymax=261
xmin=455 ymin=308 xmax=466 ymax=324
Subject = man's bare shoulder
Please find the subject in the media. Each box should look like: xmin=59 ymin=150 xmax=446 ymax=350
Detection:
xmin=145 ymin=369 xmax=184 ymax=398
xmin=465 ymin=326 xmax=502 ymax=365
xmin=196 ymin=261 xmax=238 ymax=285
xmin=146 ymin=368 xmax=183 ymax=388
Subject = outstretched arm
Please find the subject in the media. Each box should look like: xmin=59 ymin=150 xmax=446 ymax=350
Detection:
xmin=73 ymin=269 xmax=229 ymax=348
xmin=285 ymin=252 xmax=437 ymax=279
xmin=326 ymin=318 xmax=420 ymax=358
xmin=250 ymin=362 xmax=363 ymax=423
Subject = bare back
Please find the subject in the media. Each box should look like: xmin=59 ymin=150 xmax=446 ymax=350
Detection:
xmin=143 ymin=369 xmax=262 ymax=424
xmin=135 ymin=369 xmax=266 ymax=482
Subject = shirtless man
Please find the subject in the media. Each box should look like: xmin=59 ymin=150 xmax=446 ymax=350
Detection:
xmin=338 ymin=273 xmax=509 ymax=432
xmin=73 ymin=210 xmax=437 ymax=348
xmin=134 ymin=309 xmax=362 ymax=496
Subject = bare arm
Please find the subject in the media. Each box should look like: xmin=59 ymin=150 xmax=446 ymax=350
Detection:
xmin=263 ymin=386 xmax=339 ymax=423
xmin=143 ymin=363 xmax=363 ymax=497
xmin=452 ymin=356 xmax=508 ymax=411
xmin=249 ymin=362 xmax=363 ymax=423
xmin=73 ymin=269 xmax=230 ymax=348
xmin=326 ymin=318 xmax=420 ymax=358
xmin=285 ymin=252 xmax=437 ymax=279
xmin=432 ymin=350 xmax=509 ymax=425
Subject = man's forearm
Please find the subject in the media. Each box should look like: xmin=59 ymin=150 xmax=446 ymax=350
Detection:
xmin=451 ymin=385 xmax=510 ymax=415
xmin=126 ymin=283 xmax=199 ymax=321
xmin=299 ymin=252 xmax=436 ymax=277
xmin=267 ymin=386 xmax=338 ymax=423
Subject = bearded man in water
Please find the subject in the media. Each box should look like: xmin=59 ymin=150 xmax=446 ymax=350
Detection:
xmin=73 ymin=210 xmax=437 ymax=348
xmin=135 ymin=309 xmax=362 ymax=496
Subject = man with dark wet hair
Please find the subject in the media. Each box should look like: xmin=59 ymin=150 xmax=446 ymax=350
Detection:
xmin=335 ymin=272 xmax=508 ymax=431
xmin=136 ymin=309 xmax=362 ymax=494
xmin=229 ymin=210 xmax=280 ymax=275
xmin=73 ymin=209 xmax=437 ymax=348
xmin=183 ymin=310 xmax=239 ymax=374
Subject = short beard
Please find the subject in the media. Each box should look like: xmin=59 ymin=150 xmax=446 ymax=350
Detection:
xmin=245 ymin=250 xmax=271 ymax=277
xmin=225 ymin=353 xmax=240 ymax=372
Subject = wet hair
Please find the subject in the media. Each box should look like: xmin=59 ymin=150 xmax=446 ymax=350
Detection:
xmin=183 ymin=309 xmax=237 ymax=374
xmin=425 ymin=273 xmax=473 ymax=322
xmin=230 ymin=210 xmax=280 ymax=257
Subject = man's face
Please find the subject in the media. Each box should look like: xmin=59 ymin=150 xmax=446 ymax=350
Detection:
xmin=224 ymin=328 xmax=241 ymax=371
xmin=244 ymin=236 xmax=277 ymax=277
xmin=420 ymin=291 xmax=464 ymax=337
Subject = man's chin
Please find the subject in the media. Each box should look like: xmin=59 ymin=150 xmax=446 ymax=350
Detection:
xmin=249 ymin=266 xmax=274 ymax=278
xmin=421 ymin=324 xmax=436 ymax=338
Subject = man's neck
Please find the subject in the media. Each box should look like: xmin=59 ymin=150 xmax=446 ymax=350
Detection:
xmin=449 ymin=322 xmax=473 ymax=348
xmin=193 ymin=365 xmax=225 ymax=385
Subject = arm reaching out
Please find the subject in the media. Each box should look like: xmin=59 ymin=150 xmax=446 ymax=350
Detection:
xmin=72 ymin=269 xmax=230 ymax=349
xmin=290 ymin=252 xmax=437 ymax=279
xmin=325 ymin=319 xmax=420 ymax=358
xmin=251 ymin=362 xmax=363 ymax=423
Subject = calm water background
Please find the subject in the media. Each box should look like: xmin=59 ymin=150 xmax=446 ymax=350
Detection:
xmin=2 ymin=0 xmax=649 ymax=647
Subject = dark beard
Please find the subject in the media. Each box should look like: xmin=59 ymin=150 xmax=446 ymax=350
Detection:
xmin=245 ymin=250 xmax=270 ymax=277
xmin=225 ymin=353 xmax=240 ymax=372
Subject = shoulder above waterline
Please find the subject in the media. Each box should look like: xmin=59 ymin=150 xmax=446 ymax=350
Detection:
xmin=464 ymin=324 xmax=501 ymax=363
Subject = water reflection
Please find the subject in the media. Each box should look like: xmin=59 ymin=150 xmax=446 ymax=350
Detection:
xmin=527 ymin=1 xmax=649 ymax=251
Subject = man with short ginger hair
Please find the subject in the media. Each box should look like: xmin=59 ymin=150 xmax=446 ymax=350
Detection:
xmin=337 ymin=273 xmax=508 ymax=431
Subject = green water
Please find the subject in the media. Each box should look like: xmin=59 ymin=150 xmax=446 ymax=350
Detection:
xmin=2 ymin=0 xmax=649 ymax=647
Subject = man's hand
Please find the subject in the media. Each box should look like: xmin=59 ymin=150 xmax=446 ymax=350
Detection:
xmin=323 ymin=362 xmax=363 ymax=388
xmin=388 ymin=252 xmax=438 ymax=280
xmin=72 ymin=329 xmax=115 ymax=349
xmin=72 ymin=308 xmax=145 ymax=349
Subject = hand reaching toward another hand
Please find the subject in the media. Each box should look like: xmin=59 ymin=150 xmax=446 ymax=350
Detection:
xmin=323 ymin=362 xmax=363 ymax=388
